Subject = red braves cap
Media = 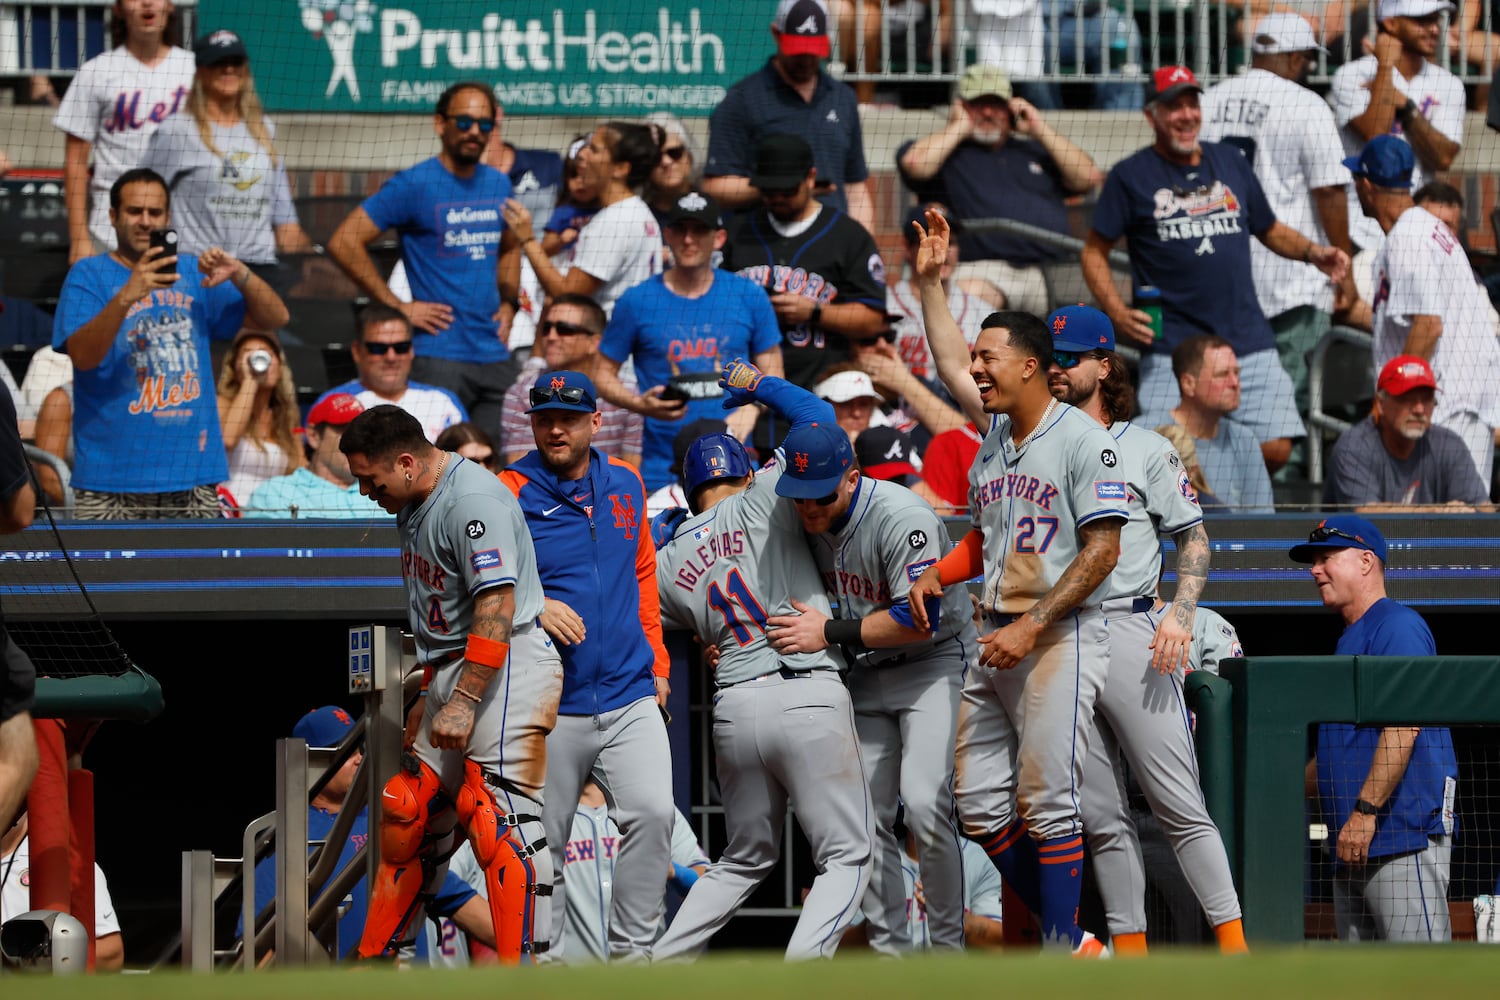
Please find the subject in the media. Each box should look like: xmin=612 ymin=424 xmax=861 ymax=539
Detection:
xmin=775 ymin=0 xmax=831 ymax=58
xmin=855 ymin=426 xmax=919 ymax=481
xmin=1147 ymin=65 xmax=1203 ymax=106
xmin=1377 ymin=354 xmax=1439 ymax=396
xmin=306 ymin=392 xmax=365 ymax=428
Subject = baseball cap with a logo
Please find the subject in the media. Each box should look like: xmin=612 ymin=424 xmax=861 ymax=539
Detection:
xmin=775 ymin=422 xmax=854 ymax=499
xmin=751 ymin=134 xmax=816 ymax=190
xmin=855 ymin=426 xmax=918 ymax=481
xmin=1251 ymin=13 xmax=1327 ymax=54
xmin=1343 ymin=135 xmax=1415 ymax=189
xmin=774 ymin=0 xmax=830 ymax=58
xmin=1288 ymin=515 xmax=1388 ymax=564
xmin=665 ymin=191 xmax=723 ymax=229
xmin=814 ymin=370 xmax=881 ymax=404
xmin=1378 ymin=0 xmax=1455 ymax=20
xmin=1047 ymin=305 xmax=1116 ymax=353
xmin=293 ymin=706 xmax=355 ymax=747
xmin=1146 ymin=65 xmax=1204 ymax=106
xmin=1377 ymin=354 xmax=1440 ymax=396
xmin=194 ymin=29 xmax=248 ymax=67
xmin=527 ymin=370 xmax=598 ymax=414
xmin=956 ymin=64 xmax=1014 ymax=103
xmin=306 ymin=392 xmax=366 ymax=428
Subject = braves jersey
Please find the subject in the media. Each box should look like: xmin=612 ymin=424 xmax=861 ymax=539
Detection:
xmin=1200 ymin=68 xmax=1351 ymax=317
xmin=1100 ymin=421 xmax=1204 ymax=601
xmin=1371 ymin=206 xmax=1500 ymax=429
xmin=721 ymin=205 xmax=887 ymax=388
xmin=398 ymin=454 xmax=544 ymax=663
xmin=656 ymin=456 xmax=845 ymax=686
xmin=1189 ymin=607 xmax=1243 ymax=675
xmin=969 ymin=403 xmax=1131 ymax=615
xmin=1329 ymin=55 xmax=1465 ymax=251
xmin=808 ymin=477 xmax=975 ymax=665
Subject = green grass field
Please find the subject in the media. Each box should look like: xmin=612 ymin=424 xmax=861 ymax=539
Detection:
xmin=3 ymin=948 xmax=1497 ymax=999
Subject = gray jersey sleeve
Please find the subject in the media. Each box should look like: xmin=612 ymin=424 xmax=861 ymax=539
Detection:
xmin=843 ymin=482 xmax=972 ymax=639
xmin=669 ymin=810 xmax=710 ymax=868
xmin=1190 ymin=607 xmax=1244 ymax=675
xmin=962 ymin=839 xmax=1004 ymax=919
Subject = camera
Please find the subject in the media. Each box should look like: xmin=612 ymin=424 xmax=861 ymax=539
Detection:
xmin=247 ymin=349 xmax=274 ymax=376
xmin=148 ymin=228 xmax=178 ymax=279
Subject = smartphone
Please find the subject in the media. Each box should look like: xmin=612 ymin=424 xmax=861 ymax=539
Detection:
xmin=149 ymin=228 xmax=178 ymax=279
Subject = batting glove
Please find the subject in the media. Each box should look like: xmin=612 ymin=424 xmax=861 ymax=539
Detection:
xmin=719 ymin=358 xmax=763 ymax=409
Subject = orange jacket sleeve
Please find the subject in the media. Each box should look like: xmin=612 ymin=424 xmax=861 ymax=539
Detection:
xmin=612 ymin=458 xmax=671 ymax=679
xmin=936 ymin=529 xmax=984 ymax=586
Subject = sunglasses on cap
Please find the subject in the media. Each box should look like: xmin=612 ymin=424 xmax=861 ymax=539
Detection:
xmin=446 ymin=114 xmax=496 ymax=134
xmin=529 ymin=385 xmax=590 ymax=408
xmin=538 ymin=320 xmax=595 ymax=338
xmin=661 ymin=145 xmax=687 ymax=162
xmin=1308 ymin=525 xmax=1367 ymax=546
xmin=362 ymin=340 xmax=414 ymax=356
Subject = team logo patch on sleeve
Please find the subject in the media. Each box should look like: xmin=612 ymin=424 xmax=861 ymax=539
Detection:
xmin=868 ymin=252 xmax=886 ymax=285
xmin=1178 ymin=471 xmax=1199 ymax=503
xmin=466 ymin=520 xmax=486 ymax=539
xmin=470 ymin=548 xmax=502 ymax=571
xmin=906 ymin=558 xmax=937 ymax=582
xmin=1095 ymin=481 xmax=1127 ymax=500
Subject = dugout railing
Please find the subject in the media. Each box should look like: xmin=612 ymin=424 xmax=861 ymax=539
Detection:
xmin=1189 ymin=655 xmax=1500 ymax=944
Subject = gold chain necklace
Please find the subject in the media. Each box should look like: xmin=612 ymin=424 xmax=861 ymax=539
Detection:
xmin=420 ymin=452 xmax=450 ymax=506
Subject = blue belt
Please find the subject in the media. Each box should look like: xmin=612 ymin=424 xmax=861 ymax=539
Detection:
xmin=1100 ymin=596 xmax=1156 ymax=615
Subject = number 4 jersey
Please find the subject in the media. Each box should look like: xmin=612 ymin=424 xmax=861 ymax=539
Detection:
xmin=656 ymin=455 xmax=845 ymax=686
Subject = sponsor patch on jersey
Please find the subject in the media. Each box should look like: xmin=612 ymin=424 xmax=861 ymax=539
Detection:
xmin=1095 ymin=480 xmax=1126 ymax=500
xmin=906 ymin=558 xmax=937 ymax=582
xmin=466 ymin=519 xmax=486 ymax=539
xmin=470 ymin=548 xmax=502 ymax=571
xmin=1100 ymin=448 xmax=1118 ymax=468
xmin=868 ymin=252 xmax=886 ymax=286
xmin=1178 ymin=470 xmax=1199 ymax=504
xmin=907 ymin=529 xmax=928 ymax=549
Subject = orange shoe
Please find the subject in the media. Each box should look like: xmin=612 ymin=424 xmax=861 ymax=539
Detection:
xmin=1072 ymin=932 xmax=1110 ymax=959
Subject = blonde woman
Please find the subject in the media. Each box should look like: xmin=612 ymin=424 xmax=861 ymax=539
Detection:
xmin=1155 ymin=422 xmax=1223 ymax=510
xmin=218 ymin=329 xmax=304 ymax=509
xmin=642 ymin=112 xmax=703 ymax=227
xmin=141 ymin=30 xmax=311 ymax=284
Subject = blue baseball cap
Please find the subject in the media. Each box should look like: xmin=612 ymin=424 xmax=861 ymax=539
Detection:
xmin=1047 ymin=304 xmax=1115 ymax=353
xmin=1342 ymin=135 xmax=1414 ymax=190
xmin=293 ymin=705 xmax=355 ymax=747
xmin=527 ymin=370 xmax=598 ymax=414
xmin=775 ymin=422 xmax=855 ymax=499
xmin=1288 ymin=515 xmax=1388 ymax=564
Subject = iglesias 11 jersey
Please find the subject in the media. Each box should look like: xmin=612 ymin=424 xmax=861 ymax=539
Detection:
xmin=656 ymin=456 xmax=845 ymax=685
xmin=969 ymin=403 xmax=1130 ymax=615
xmin=1099 ymin=421 xmax=1204 ymax=601
xmin=398 ymin=456 xmax=545 ymax=663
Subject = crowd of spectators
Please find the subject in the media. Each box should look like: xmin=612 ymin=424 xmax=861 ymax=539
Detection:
xmin=1 ymin=0 xmax=1497 ymax=520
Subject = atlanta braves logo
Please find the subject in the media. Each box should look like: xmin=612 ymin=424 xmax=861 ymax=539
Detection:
xmin=793 ymin=452 xmax=810 ymax=473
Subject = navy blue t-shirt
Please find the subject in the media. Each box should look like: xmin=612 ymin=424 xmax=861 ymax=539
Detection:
xmin=896 ymin=138 xmax=1070 ymax=264
xmin=706 ymin=60 xmax=867 ymax=216
xmin=1317 ymin=597 xmax=1457 ymax=861
xmin=1090 ymin=142 xmax=1276 ymax=355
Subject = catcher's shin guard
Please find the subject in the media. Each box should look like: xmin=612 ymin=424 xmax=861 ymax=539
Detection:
xmin=356 ymin=754 xmax=448 ymax=959
xmin=455 ymin=759 xmax=551 ymax=964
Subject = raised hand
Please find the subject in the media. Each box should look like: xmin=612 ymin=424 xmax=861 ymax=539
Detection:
xmin=913 ymin=209 xmax=950 ymax=285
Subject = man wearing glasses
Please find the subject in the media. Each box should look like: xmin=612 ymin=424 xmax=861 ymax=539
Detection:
xmin=498 ymin=370 xmax=674 ymax=962
xmin=1290 ymin=515 xmax=1456 ymax=942
xmin=501 ymin=295 xmax=641 ymax=469
xmin=316 ymin=303 xmax=467 ymax=444
xmin=329 ymin=81 xmax=524 ymax=440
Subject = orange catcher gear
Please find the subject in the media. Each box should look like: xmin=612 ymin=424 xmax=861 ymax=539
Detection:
xmin=356 ymin=753 xmax=451 ymax=959
xmin=454 ymin=759 xmax=551 ymax=963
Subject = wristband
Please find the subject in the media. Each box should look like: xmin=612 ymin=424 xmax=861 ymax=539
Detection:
xmin=1396 ymin=98 xmax=1417 ymax=124
xmin=1353 ymin=798 xmax=1380 ymax=816
xmin=823 ymin=617 xmax=863 ymax=646
xmin=810 ymin=302 xmax=824 ymax=326
xmin=501 ymin=295 xmax=520 ymax=311
xmin=465 ymin=634 xmax=510 ymax=669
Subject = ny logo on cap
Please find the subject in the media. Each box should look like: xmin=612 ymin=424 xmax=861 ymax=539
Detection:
xmin=333 ymin=708 xmax=352 ymax=724
xmin=551 ymin=375 xmax=566 ymax=389
xmin=1051 ymin=315 xmax=1067 ymax=335
xmin=793 ymin=452 xmax=810 ymax=472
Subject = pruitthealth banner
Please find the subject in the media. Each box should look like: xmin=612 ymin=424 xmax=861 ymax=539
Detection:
xmin=199 ymin=1 xmax=767 ymax=115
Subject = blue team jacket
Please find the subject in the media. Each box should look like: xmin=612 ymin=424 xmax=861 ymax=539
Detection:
xmin=502 ymin=449 xmax=667 ymax=716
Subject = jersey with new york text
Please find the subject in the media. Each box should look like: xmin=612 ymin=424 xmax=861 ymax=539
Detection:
xmin=809 ymin=477 xmax=975 ymax=662
xmin=399 ymin=455 xmax=544 ymax=663
xmin=1100 ymin=421 xmax=1203 ymax=601
xmin=656 ymin=457 xmax=845 ymax=686
xmin=969 ymin=403 xmax=1130 ymax=615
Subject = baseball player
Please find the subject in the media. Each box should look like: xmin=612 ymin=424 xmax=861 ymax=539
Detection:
xmin=1290 ymin=515 xmax=1457 ymax=941
xmin=499 ymin=369 xmax=675 ymax=963
xmin=1191 ymin=607 xmax=1243 ymax=676
xmin=341 ymin=404 xmax=565 ymax=963
xmin=561 ymin=780 xmax=710 ymax=964
xmin=651 ymin=360 xmax=873 ymax=960
xmin=907 ymin=211 xmax=1128 ymax=952
xmin=753 ymin=381 xmax=975 ymax=953
xmin=844 ymin=825 xmax=1005 ymax=952
xmin=1043 ymin=304 xmax=1246 ymax=954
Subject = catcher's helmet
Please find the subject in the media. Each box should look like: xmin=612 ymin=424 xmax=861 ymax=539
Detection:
xmin=682 ymin=432 xmax=752 ymax=508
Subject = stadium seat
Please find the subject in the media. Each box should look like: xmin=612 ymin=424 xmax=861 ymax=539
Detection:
xmin=1305 ymin=325 xmax=1374 ymax=486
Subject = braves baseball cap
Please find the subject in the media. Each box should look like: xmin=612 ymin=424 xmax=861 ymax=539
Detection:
xmin=1377 ymin=354 xmax=1440 ymax=395
xmin=855 ymin=426 xmax=918 ymax=481
xmin=814 ymin=370 xmax=881 ymax=404
xmin=1378 ymin=0 xmax=1455 ymax=19
xmin=306 ymin=392 xmax=365 ymax=428
xmin=775 ymin=422 xmax=855 ymax=499
xmin=1251 ymin=13 xmax=1327 ymax=54
xmin=665 ymin=191 xmax=723 ymax=229
xmin=750 ymin=134 xmax=815 ymax=190
xmin=527 ymin=370 xmax=598 ymax=414
xmin=956 ymin=63 xmax=1013 ymax=102
xmin=194 ymin=29 xmax=248 ymax=67
xmin=1343 ymin=135 xmax=1415 ymax=189
xmin=1047 ymin=305 xmax=1115 ymax=353
xmin=1146 ymin=65 xmax=1203 ymax=106
xmin=774 ymin=0 xmax=831 ymax=57
xmin=293 ymin=706 xmax=355 ymax=747
xmin=1289 ymin=515 xmax=1388 ymax=564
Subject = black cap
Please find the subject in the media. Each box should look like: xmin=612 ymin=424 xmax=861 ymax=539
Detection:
xmin=903 ymin=204 xmax=961 ymax=244
xmin=750 ymin=134 xmax=815 ymax=190
xmin=665 ymin=191 xmax=723 ymax=229
xmin=194 ymin=29 xmax=248 ymax=67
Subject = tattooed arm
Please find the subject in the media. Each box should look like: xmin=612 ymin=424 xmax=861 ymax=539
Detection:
xmin=976 ymin=519 xmax=1122 ymax=670
xmin=1149 ymin=522 xmax=1210 ymax=675
xmin=430 ymin=586 xmax=515 ymax=750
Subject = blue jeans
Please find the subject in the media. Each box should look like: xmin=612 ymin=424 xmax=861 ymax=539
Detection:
xmin=1019 ymin=2 xmax=1144 ymax=110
